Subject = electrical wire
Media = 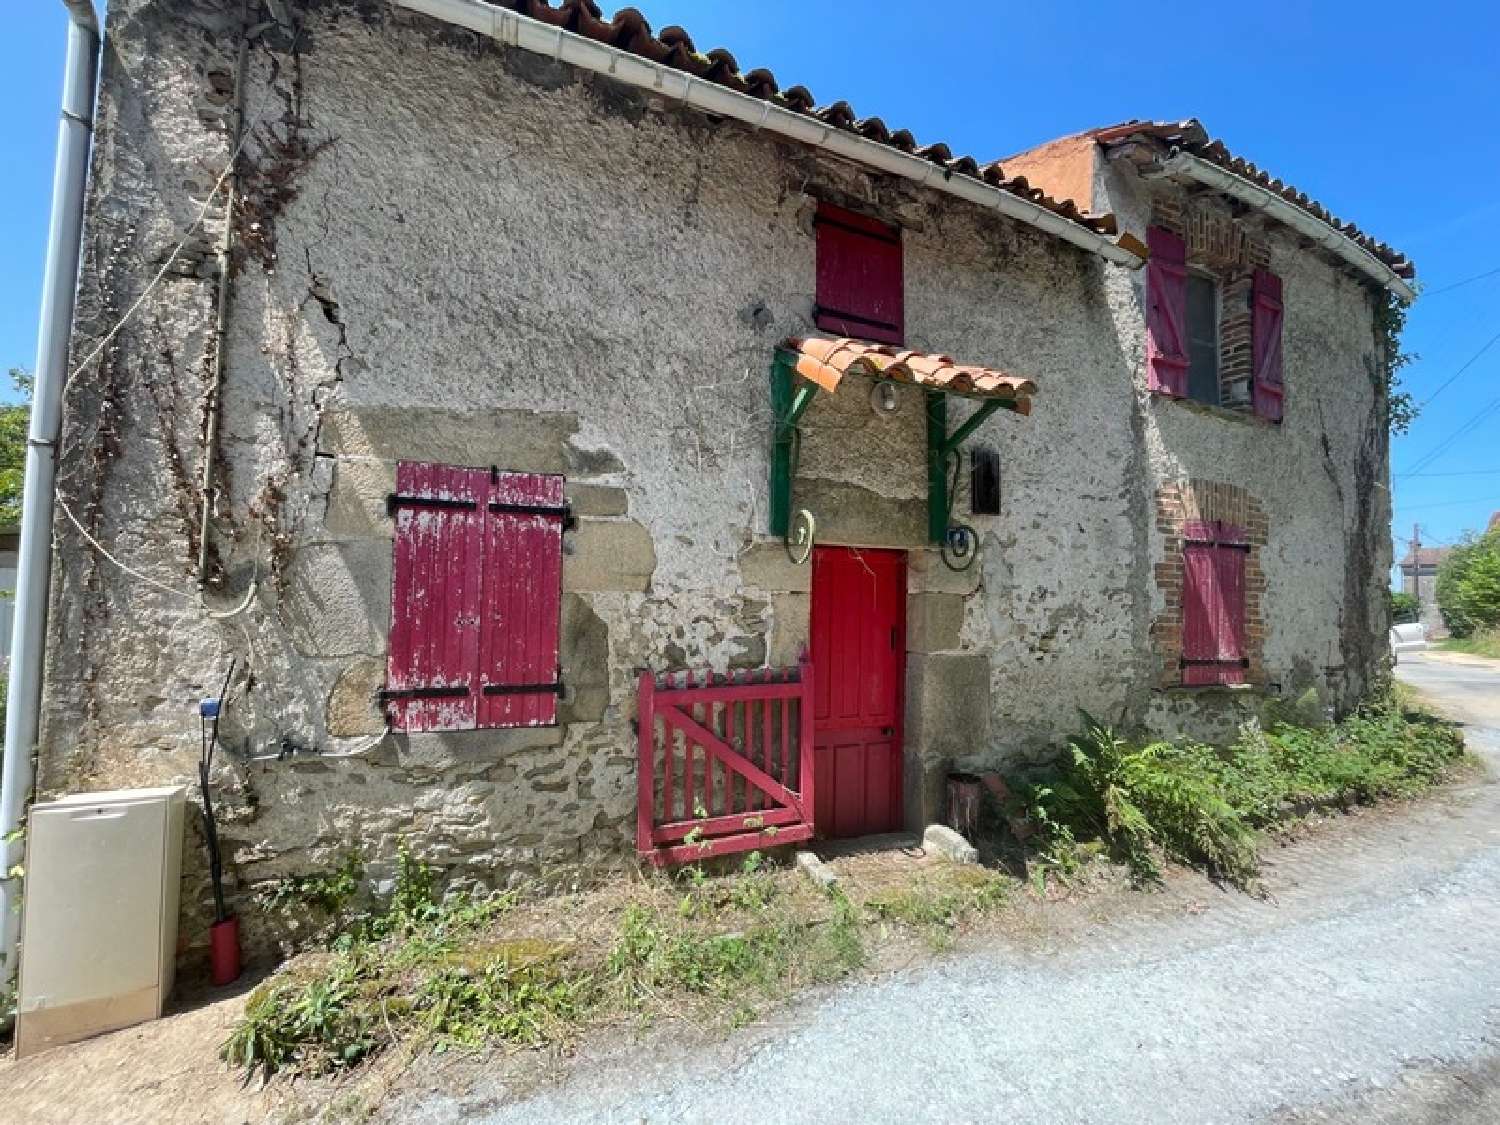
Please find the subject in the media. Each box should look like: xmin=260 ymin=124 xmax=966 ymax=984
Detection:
xmin=1411 ymin=326 xmax=1500 ymax=411
xmin=1391 ymin=493 xmax=1500 ymax=513
xmin=58 ymin=124 xmax=256 ymax=413
xmin=1399 ymin=394 xmax=1500 ymax=477
xmin=241 ymin=725 xmax=393 ymax=764
xmin=1403 ymin=469 xmax=1500 ymax=477
xmin=1423 ymin=265 xmax=1500 ymax=298
xmin=57 ymin=495 xmax=260 ymax=618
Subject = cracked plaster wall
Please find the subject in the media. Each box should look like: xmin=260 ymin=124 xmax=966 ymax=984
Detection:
xmin=43 ymin=0 xmax=1389 ymax=967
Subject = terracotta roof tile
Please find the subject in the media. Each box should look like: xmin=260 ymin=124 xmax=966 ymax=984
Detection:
xmin=490 ymin=2 xmax=1117 ymax=237
xmin=785 ymin=336 xmax=1036 ymax=413
xmin=1399 ymin=546 xmax=1452 ymax=568
xmin=1088 ymin=119 xmax=1414 ymax=279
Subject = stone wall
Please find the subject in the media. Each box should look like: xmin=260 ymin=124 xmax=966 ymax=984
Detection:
xmin=44 ymin=0 xmax=1391 ymax=970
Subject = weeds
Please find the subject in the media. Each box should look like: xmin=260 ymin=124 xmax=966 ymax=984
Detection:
xmin=609 ymin=857 xmax=864 ymax=1005
xmin=1021 ymin=694 xmax=1465 ymax=892
xmin=223 ymin=695 xmax=1465 ymax=1084
xmin=864 ymin=865 xmax=1013 ymax=949
xmin=224 ymin=850 xmax=864 ymax=1082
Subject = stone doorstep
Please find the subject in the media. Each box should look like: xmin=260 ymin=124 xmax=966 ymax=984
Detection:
xmin=922 ymin=823 xmax=979 ymax=865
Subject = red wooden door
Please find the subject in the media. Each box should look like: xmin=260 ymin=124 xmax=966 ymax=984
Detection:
xmin=810 ymin=546 xmax=906 ymax=838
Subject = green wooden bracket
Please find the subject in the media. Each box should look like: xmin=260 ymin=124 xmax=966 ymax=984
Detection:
xmin=770 ymin=356 xmax=817 ymax=537
xmin=927 ymin=394 xmax=1007 ymax=543
xmin=926 ymin=391 xmax=948 ymax=544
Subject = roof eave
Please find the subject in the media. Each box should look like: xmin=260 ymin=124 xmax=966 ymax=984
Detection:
xmin=1140 ymin=151 xmax=1416 ymax=302
xmin=395 ymin=0 xmax=1146 ymax=268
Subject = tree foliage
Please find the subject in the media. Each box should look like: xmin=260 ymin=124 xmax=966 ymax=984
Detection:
xmin=0 ymin=370 xmax=33 ymax=529
xmin=1436 ymin=528 xmax=1500 ymax=638
xmin=1389 ymin=590 xmax=1421 ymax=624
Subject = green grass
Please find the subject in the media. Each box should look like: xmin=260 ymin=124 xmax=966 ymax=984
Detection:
xmin=1438 ymin=628 xmax=1500 ymax=659
xmin=863 ymin=865 xmax=1014 ymax=949
xmin=223 ymin=850 xmax=866 ymax=1082
xmin=223 ymin=691 xmax=1467 ymax=1083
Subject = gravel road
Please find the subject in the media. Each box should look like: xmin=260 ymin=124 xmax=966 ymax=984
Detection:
xmin=412 ymin=653 xmax=1500 ymax=1125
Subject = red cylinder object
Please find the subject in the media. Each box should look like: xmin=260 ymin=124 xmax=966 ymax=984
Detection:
xmin=209 ymin=916 xmax=241 ymax=986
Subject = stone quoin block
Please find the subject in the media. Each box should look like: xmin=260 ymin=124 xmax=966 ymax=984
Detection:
xmin=906 ymin=592 xmax=966 ymax=653
xmin=738 ymin=541 xmax=812 ymax=593
xmin=769 ymin=592 xmax=810 ymax=666
xmin=562 ymin=519 xmax=657 ymax=592
xmin=327 ymin=656 xmax=386 ymax=737
xmin=282 ymin=540 xmax=392 ymax=659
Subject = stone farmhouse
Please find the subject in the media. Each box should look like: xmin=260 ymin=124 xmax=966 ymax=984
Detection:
xmin=37 ymin=0 xmax=1413 ymax=960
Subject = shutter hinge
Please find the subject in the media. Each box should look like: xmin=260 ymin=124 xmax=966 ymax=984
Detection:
xmin=386 ymin=493 xmax=478 ymax=517
xmin=481 ymin=681 xmax=565 ymax=697
xmin=377 ymin=684 xmax=471 ymax=702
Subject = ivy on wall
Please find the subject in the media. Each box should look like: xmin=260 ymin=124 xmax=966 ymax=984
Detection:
xmin=1375 ymin=292 xmax=1417 ymax=437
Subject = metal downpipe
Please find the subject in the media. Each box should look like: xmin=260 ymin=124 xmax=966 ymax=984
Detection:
xmin=0 ymin=0 xmax=102 ymax=995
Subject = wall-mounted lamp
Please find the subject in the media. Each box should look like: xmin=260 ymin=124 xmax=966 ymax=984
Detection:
xmin=870 ymin=381 xmax=899 ymax=417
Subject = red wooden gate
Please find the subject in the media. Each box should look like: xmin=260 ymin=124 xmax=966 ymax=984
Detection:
xmin=637 ymin=661 xmax=816 ymax=866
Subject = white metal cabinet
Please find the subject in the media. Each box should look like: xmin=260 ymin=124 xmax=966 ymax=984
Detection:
xmin=16 ymin=786 xmax=186 ymax=1057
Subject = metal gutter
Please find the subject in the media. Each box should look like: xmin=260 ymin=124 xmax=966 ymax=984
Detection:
xmin=1 ymin=0 xmax=102 ymax=994
xmin=394 ymin=0 xmax=1145 ymax=268
xmin=1145 ymin=151 xmax=1416 ymax=302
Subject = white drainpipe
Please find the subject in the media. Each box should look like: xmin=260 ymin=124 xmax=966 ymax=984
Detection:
xmin=1144 ymin=152 xmax=1416 ymax=302
xmin=1 ymin=0 xmax=101 ymax=992
xmin=394 ymin=0 xmax=1145 ymax=268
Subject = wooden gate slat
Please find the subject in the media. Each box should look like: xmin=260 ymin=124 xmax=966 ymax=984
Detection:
xmin=637 ymin=658 xmax=815 ymax=865
xmin=658 ymin=705 xmax=804 ymax=814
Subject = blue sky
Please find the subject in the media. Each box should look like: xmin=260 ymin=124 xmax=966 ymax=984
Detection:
xmin=3 ymin=0 xmax=1499 ymax=566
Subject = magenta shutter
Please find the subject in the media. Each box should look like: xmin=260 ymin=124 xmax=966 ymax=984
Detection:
xmin=1214 ymin=540 xmax=1247 ymax=684
xmin=1181 ymin=521 xmax=1248 ymax=686
xmin=1145 ymin=226 xmax=1189 ymax=397
xmin=478 ymin=471 xmax=565 ymax=730
xmin=1181 ymin=538 xmax=1220 ymax=686
xmin=1252 ymin=268 xmax=1285 ymax=422
xmin=815 ymin=202 xmax=904 ymax=345
xmin=386 ymin=462 xmax=487 ymax=732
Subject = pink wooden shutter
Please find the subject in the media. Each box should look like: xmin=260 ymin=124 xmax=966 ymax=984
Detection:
xmin=1252 ymin=268 xmax=1285 ymax=422
xmin=1213 ymin=539 xmax=1248 ymax=684
xmin=1180 ymin=520 xmax=1248 ymax=685
xmin=478 ymin=471 xmax=565 ymax=729
xmin=1181 ymin=537 xmax=1220 ymax=686
xmin=815 ymin=202 xmax=904 ymax=345
xmin=1145 ymin=226 xmax=1189 ymax=397
xmin=386 ymin=462 xmax=488 ymax=732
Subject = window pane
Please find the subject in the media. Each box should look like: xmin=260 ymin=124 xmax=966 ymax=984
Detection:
xmin=1185 ymin=273 xmax=1219 ymax=406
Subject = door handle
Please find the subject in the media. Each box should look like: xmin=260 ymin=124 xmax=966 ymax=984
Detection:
xmin=881 ymin=726 xmax=895 ymax=736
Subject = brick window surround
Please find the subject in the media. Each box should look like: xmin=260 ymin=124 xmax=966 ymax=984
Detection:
xmin=1150 ymin=197 xmax=1272 ymax=412
xmin=1152 ymin=480 xmax=1268 ymax=688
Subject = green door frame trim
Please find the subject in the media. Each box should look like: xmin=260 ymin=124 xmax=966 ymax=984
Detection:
xmin=769 ymin=349 xmax=1021 ymax=543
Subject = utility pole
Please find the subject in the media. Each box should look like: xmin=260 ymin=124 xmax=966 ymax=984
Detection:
xmin=1408 ymin=523 xmax=1421 ymax=599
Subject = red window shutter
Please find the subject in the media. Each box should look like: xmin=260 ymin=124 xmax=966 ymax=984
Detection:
xmin=386 ymin=462 xmax=488 ymax=732
xmin=479 ymin=471 xmax=565 ymax=730
xmin=1181 ymin=520 xmax=1248 ymax=686
xmin=815 ymin=202 xmax=904 ymax=345
xmin=1145 ymin=226 xmax=1189 ymax=397
xmin=1252 ymin=268 xmax=1285 ymax=422
xmin=1214 ymin=540 xmax=1248 ymax=684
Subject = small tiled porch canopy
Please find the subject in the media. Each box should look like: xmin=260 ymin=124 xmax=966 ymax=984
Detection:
xmin=770 ymin=336 xmax=1037 ymax=543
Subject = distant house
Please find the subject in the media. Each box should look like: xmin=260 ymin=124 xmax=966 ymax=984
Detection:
xmin=1398 ymin=547 xmax=1451 ymax=635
